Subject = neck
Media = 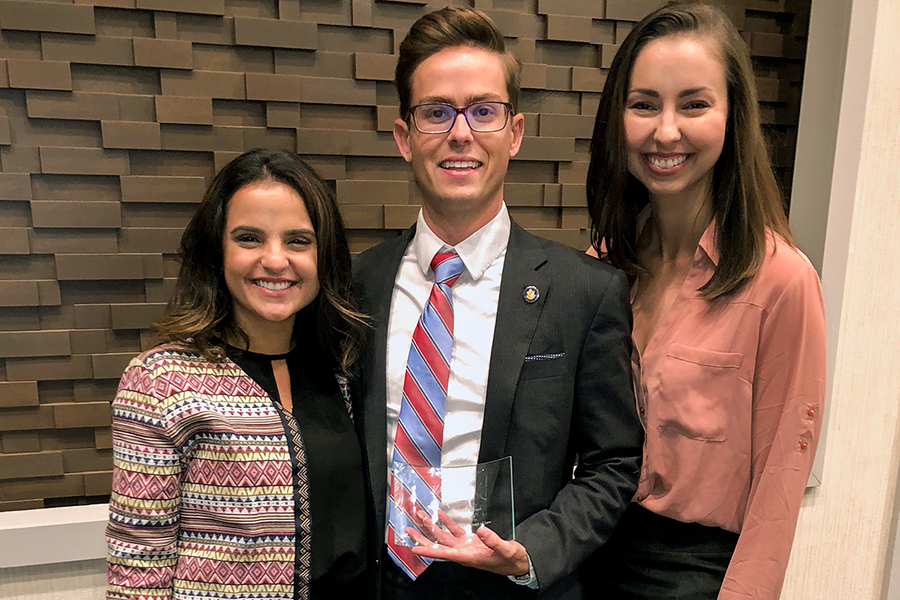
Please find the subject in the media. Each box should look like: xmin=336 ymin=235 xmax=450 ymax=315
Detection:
xmin=421 ymin=197 xmax=503 ymax=247
xmin=646 ymin=187 xmax=713 ymax=263
xmin=234 ymin=322 xmax=295 ymax=356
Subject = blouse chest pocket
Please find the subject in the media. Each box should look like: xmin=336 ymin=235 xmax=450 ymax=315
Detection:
xmin=654 ymin=343 xmax=746 ymax=442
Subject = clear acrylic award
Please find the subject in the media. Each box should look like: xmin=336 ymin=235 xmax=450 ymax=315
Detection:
xmin=390 ymin=456 xmax=514 ymax=547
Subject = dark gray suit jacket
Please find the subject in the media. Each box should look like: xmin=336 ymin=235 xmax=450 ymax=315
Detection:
xmin=351 ymin=220 xmax=643 ymax=599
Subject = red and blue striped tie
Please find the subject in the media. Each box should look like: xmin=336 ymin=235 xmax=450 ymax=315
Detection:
xmin=387 ymin=249 xmax=465 ymax=579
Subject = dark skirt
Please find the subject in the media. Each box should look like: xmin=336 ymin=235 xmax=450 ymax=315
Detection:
xmin=310 ymin=571 xmax=368 ymax=600
xmin=584 ymin=504 xmax=739 ymax=600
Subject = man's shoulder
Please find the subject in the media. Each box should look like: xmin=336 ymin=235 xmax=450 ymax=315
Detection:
xmin=353 ymin=229 xmax=413 ymax=277
xmin=516 ymin=228 xmax=623 ymax=285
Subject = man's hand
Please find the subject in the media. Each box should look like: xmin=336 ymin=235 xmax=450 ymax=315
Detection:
xmin=406 ymin=509 xmax=530 ymax=577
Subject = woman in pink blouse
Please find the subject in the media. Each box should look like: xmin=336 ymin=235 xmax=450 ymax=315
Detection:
xmin=584 ymin=2 xmax=825 ymax=599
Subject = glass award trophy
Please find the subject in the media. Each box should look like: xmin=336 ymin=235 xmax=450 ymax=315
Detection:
xmin=390 ymin=456 xmax=514 ymax=547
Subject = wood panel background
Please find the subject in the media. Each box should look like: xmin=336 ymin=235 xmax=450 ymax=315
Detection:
xmin=0 ymin=0 xmax=810 ymax=512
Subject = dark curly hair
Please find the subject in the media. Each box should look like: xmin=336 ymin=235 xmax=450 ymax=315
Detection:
xmin=155 ymin=148 xmax=366 ymax=372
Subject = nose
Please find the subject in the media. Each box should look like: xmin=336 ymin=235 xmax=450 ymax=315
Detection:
xmin=260 ymin=241 xmax=289 ymax=271
xmin=653 ymin=107 xmax=681 ymax=146
xmin=447 ymin=109 xmax=474 ymax=144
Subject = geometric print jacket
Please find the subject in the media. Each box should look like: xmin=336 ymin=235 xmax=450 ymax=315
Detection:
xmin=106 ymin=344 xmax=312 ymax=600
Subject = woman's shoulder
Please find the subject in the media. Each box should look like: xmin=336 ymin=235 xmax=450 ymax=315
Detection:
xmin=763 ymin=230 xmax=817 ymax=273
xmin=744 ymin=230 xmax=821 ymax=308
xmin=539 ymin=237 xmax=625 ymax=293
xmin=127 ymin=342 xmax=230 ymax=375
xmin=118 ymin=343 xmax=251 ymax=405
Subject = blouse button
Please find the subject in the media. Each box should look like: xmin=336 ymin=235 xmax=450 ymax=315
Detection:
xmin=807 ymin=407 xmax=816 ymax=417
xmin=799 ymin=440 xmax=809 ymax=451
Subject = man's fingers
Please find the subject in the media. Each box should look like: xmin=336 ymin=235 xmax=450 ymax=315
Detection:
xmin=476 ymin=525 xmax=504 ymax=550
xmin=409 ymin=543 xmax=453 ymax=560
xmin=408 ymin=512 xmax=438 ymax=543
xmin=405 ymin=517 xmax=529 ymax=576
xmin=437 ymin=509 xmax=467 ymax=537
xmin=405 ymin=526 xmax=434 ymax=547
xmin=476 ymin=526 xmax=515 ymax=559
xmin=477 ymin=527 xmax=526 ymax=565
xmin=414 ymin=511 xmax=458 ymax=545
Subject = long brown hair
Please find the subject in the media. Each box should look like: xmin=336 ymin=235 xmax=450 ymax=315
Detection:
xmin=155 ymin=148 xmax=367 ymax=372
xmin=586 ymin=1 xmax=792 ymax=300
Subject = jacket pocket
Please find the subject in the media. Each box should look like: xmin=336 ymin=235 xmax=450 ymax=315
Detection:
xmin=519 ymin=352 xmax=567 ymax=380
xmin=655 ymin=343 xmax=745 ymax=442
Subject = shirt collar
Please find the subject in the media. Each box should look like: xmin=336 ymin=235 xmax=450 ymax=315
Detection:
xmin=413 ymin=203 xmax=511 ymax=282
xmin=697 ymin=218 xmax=719 ymax=267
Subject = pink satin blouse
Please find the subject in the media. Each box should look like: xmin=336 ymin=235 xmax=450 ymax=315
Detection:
xmin=595 ymin=220 xmax=825 ymax=599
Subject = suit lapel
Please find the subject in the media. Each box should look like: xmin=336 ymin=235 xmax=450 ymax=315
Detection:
xmin=359 ymin=227 xmax=414 ymax=535
xmin=479 ymin=222 xmax=549 ymax=461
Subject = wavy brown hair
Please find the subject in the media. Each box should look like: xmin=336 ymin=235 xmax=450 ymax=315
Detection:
xmin=586 ymin=1 xmax=792 ymax=300
xmin=395 ymin=6 xmax=521 ymax=119
xmin=155 ymin=148 xmax=367 ymax=372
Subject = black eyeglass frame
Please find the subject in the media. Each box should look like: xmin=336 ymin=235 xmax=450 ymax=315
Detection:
xmin=407 ymin=101 xmax=515 ymax=134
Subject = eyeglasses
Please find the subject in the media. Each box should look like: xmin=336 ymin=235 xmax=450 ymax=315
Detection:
xmin=408 ymin=101 xmax=514 ymax=134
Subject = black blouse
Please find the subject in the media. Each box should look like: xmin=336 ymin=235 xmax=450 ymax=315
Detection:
xmin=227 ymin=343 xmax=367 ymax=598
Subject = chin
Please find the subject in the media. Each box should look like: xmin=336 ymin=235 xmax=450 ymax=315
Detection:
xmin=643 ymin=178 xmax=693 ymax=198
xmin=254 ymin=308 xmax=299 ymax=325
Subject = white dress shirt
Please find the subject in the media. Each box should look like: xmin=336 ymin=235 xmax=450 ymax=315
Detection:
xmin=386 ymin=204 xmax=509 ymax=529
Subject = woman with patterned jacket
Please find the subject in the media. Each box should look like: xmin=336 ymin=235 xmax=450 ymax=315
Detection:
xmin=106 ymin=148 xmax=370 ymax=600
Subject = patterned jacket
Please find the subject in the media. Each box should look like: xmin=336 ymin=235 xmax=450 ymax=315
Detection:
xmin=106 ymin=344 xmax=311 ymax=600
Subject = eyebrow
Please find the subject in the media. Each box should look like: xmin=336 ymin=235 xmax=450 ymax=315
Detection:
xmin=628 ymin=87 xmax=712 ymax=98
xmin=416 ymin=93 xmax=504 ymax=106
xmin=229 ymin=225 xmax=316 ymax=237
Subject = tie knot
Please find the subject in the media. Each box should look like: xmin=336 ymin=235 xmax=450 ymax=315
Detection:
xmin=430 ymin=250 xmax=464 ymax=287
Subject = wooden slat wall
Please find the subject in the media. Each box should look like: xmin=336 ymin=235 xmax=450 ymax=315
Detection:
xmin=0 ymin=0 xmax=810 ymax=512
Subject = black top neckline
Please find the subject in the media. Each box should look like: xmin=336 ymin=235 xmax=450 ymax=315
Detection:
xmin=226 ymin=343 xmax=296 ymax=362
xmin=224 ymin=341 xmax=367 ymax=587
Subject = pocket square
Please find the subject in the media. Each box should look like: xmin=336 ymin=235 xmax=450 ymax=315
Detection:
xmin=524 ymin=352 xmax=565 ymax=362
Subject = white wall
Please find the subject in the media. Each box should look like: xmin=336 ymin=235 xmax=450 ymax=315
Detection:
xmin=0 ymin=560 xmax=105 ymax=600
xmin=2 ymin=0 xmax=899 ymax=598
xmin=0 ymin=505 xmax=107 ymax=599
xmin=782 ymin=0 xmax=900 ymax=597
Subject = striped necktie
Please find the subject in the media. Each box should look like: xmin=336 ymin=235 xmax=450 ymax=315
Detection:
xmin=387 ymin=249 xmax=465 ymax=579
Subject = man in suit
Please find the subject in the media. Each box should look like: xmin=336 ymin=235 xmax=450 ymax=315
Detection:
xmin=352 ymin=7 xmax=643 ymax=599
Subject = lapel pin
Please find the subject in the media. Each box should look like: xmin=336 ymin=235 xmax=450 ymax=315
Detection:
xmin=522 ymin=285 xmax=540 ymax=304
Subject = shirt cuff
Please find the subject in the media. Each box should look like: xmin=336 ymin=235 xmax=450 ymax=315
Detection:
xmin=508 ymin=553 xmax=538 ymax=589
